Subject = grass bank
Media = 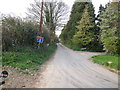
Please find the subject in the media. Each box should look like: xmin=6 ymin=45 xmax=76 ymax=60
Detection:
xmin=2 ymin=43 xmax=57 ymax=71
xmin=92 ymin=55 xmax=120 ymax=71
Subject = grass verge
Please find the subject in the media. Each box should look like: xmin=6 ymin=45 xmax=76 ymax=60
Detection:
xmin=92 ymin=55 xmax=120 ymax=71
xmin=2 ymin=43 xmax=57 ymax=71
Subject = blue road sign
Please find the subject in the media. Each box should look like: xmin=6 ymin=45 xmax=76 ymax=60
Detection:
xmin=37 ymin=36 xmax=44 ymax=43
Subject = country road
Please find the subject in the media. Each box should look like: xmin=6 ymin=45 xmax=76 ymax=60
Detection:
xmin=34 ymin=43 xmax=118 ymax=88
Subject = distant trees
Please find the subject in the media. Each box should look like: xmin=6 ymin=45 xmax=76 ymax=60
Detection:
xmin=60 ymin=1 xmax=119 ymax=54
xmin=2 ymin=1 xmax=119 ymax=55
xmin=93 ymin=4 xmax=106 ymax=51
xmin=96 ymin=4 xmax=105 ymax=27
xmin=100 ymin=2 xmax=120 ymax=54
xmin=96 ymin=4 xmax=105 ymax=38
xmin=27 ymin=0 xmax=68 ymax=41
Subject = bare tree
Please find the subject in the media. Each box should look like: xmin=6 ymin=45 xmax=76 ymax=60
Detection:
xmin=27 ymin=0 xmax=69 ymax=41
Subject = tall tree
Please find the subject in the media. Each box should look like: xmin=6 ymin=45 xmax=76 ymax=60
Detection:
xmin=60 ymin=1 xmax=95 ymax=45
xmin=27 ymin=0 xmax=68 ymax=41
xmin=100 ymin=2 xmax=120 ymax=54
xmin=93 ymin=4 xmax=106 ymax=51
xmin=96 ymin=4 xmax=105 ymax=28
xmin=72 ymin=6 xmax=94 ymax=49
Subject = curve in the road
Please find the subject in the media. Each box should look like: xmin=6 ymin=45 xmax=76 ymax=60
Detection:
xmin=35 ymin=43 xmax=118 ymax=88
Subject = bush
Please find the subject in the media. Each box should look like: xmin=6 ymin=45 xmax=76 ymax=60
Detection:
xmin=103 ymin=37 xmax=120 ymax=55
xmin=100 ymin=2 xmax=120 ymax=55
xmin=2 ymin=15 xmax=52 ymax=51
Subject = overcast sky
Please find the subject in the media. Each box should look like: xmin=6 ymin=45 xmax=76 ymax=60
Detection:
xmin=0 ymin=0 xmax=111 ymax=17
xmin=0 ymin=0 xmax=111 ymax=36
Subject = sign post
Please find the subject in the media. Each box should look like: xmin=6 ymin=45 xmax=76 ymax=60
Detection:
xmin=40 ymin=0 xmax=43 ymax=35
xmin=38 ymin=0 xmax=44 ymax=49
xmin=37 ymin=36 xmax=44 ymax=43
xmin=37 ymin=36 xmax=44 ymax=48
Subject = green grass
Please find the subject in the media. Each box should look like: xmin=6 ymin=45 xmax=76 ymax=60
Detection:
xmin=2 ymin=43 xmax=57 ymax=71
xmin=92 ymin=55 xmax=120 ymax=70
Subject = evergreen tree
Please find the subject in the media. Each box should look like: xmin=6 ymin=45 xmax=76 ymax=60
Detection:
xmin=96 ymin=4 xmax=105 ymax=28
xmin=72 ymin=6 xmax=94 ymax=49
xmin=93 ymin=4 xmax=106 ymax=51
xmin=100 ymin=2 xmax=120 ymax=54
xmin=60 ymin=1 xmax=95 ymax=45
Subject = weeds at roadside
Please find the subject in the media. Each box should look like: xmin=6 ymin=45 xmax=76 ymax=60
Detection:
xmin=2 ymin=43 xmax=57 ymax=73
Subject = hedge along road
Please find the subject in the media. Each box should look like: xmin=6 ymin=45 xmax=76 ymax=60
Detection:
xmin=34 ymin=43 xmax=118 ymax=88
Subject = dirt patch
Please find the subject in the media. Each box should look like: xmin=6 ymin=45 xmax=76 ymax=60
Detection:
xmin=1 ymin=65 xmax=46 ymax=88
xmin=1 ymin=48 xmax=56 ymax=88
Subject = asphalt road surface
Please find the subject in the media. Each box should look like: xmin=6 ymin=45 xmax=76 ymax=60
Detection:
xmin=35 ymin=43 xmax=118 ymax=88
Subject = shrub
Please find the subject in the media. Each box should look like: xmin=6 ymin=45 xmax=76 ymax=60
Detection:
xmin=103 ymin=37 xmax=120 ymax=55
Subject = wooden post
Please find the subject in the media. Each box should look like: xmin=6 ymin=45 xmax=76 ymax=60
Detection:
xmin=38 ymin=0 xmax=43 ymax=49
xmin=40 ymin=0 xmax=43 ymax=36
